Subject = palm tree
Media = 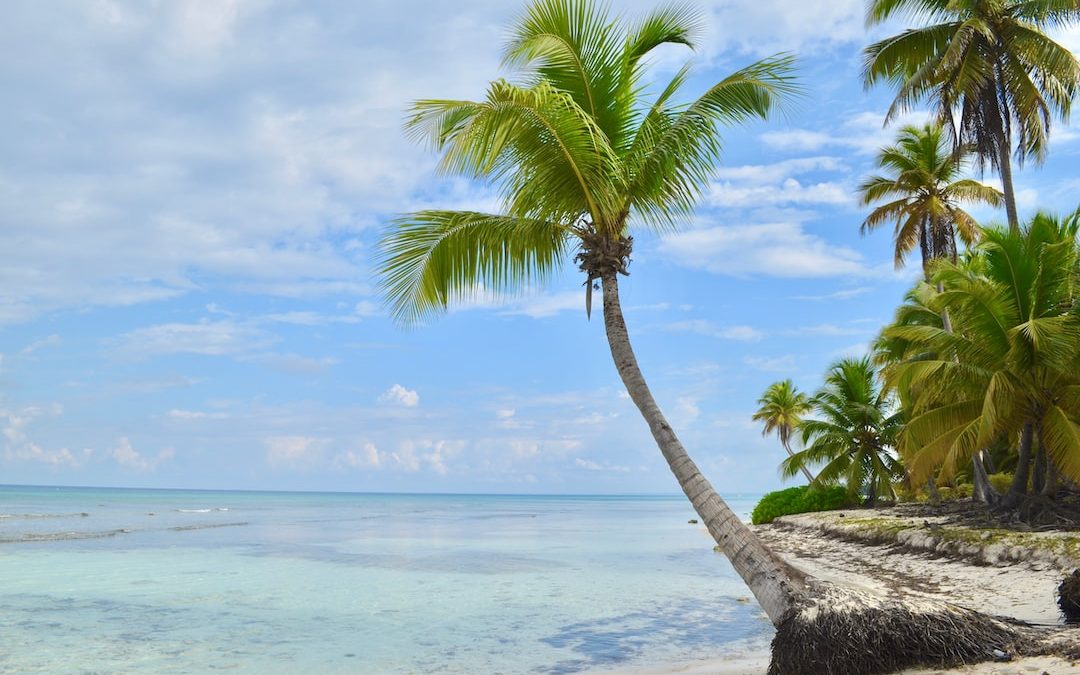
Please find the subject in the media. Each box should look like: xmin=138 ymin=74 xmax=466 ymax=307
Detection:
xmin=863 ymin=0 xmax=1080 ymax=232
xmin=379 ymin=2 xmax=1027 ymax=670
xmin=380 ymin=0 xmax=805 ymax=624
xmin=883 ymin=211 xmax=1080 ymax=511
xmin=858 ymin=123 xmax=1002 ymax=279
xmin=781 ymin=358 xmax=906 ymax=506
xmin=753 ymin=380 xmax=815 ymax=483
xmin=860 ymin=122 xmax=1002 ymax=500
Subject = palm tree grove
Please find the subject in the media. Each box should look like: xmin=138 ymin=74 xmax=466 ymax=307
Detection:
xmin=378 ymin=0 xmax=1080 ymax=673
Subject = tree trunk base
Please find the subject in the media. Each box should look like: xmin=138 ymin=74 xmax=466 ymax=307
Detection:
xmin=768 ymin=584 xmax=1031 ymax=675
xmin=1059 ymin=570 xmax=1080 ymax=622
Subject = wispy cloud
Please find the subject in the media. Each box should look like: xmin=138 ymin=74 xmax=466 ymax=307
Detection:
xmin=660 ymin=222 xmax=873 ymax=278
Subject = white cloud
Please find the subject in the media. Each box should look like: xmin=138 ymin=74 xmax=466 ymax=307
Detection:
xmin=113 ymin=320 xmax=273 ymax=358
xmin=660 ymin=222 xmax=871 ymax=278
xmin=707 ymin=156 xmax=852 ymax=209
xmin=265 ymin=435 xmax=329 ymax=468
xmin=701 ymin=0 xmax=865 ymax=56
xmin=575 ymin=457 xmax=603 ymax=471
xmin=111 ymin=437 xmax=173 ymax=471
xmin=335 ymin=442 xmax=382 ymax=469
xmin=664 ymin=320 xmax=763 ymax=341
xmin=252 ymin=353 xmax=339 ymax=375
xmin=20 ymin=334 xmax=62 ymax=356
xmin=744 ymin=355 xmax=798 ymax=373
xmin=761 ymin=110 xmax=934 ymax=156
xmin=167 ymin=409 xmax=230 ymax=421
xmin=501 ymin=291 xmax=585 ymax=319
xmin=378 ymin=384 xmax=420 ymax=408
xmin=0 ymin=404 xmax=80 ymax=468
xmin=792 ymin=287 xmax=873 ymax=302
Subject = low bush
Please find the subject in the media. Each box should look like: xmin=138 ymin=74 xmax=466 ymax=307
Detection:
xmin=988 ymin=472 xmax=1014 ymax=494
xmin=751 ymin=485 xmax=850 ymax=525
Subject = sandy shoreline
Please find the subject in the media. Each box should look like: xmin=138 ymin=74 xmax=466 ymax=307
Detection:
xmin=598 ymin=509 xmax=1080 ymax=675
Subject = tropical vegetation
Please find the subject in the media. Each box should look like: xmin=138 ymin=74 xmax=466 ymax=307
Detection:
xmin=753 ymin=379 xmax=815 ymax=482
xmin=781 ymin=358 xmax=907 ymax=506
xmin=750 ymin=485 xmax=850 ymax=525
xmin=863 ymin=0 xmax=1080 ymax=232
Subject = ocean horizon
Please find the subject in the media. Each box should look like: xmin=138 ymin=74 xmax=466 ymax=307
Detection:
xmin=1 ymin=485 xmax=772 ymax=673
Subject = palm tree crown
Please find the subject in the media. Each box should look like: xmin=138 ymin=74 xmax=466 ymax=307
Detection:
xmin=863 ymin=0 xmax=1080 ymax=231
xmin=782 ymin=358 xmax=906 ymax=505
xmin=859 ymin=123 xmax=1002 ymax=276
xmin=753 ymin=380 xmax=816 ymax=483
xmin=380 ymin=0 xmax=799 ymax=322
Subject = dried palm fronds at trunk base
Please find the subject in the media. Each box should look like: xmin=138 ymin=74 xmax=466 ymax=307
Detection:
xmin=767 ymin=584 xmax=1033 ymax=675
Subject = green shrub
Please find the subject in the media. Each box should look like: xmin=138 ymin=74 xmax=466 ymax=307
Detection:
xmin=938 ymin=484 xmax=974 ymax=501
xmin=751 ymin=485 xmax=850 ymax=525
xmin=988 ymin=472 xmax=1013 ymax=494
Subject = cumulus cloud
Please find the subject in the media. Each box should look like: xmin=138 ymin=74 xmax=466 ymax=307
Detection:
xmin=335 ymin=442 xmax=382 ymax=469
xmin=111 ymin=437 xmax=173 ymax=471
xmin=659 ymin=222 xmax=871 ymax=278
xmin=265 ymin=435 xmax=329 ymax=468
xmin=378 ymin=384 xmax=420 ymax=408
xmin=761 ymin=110 xmax=934 ymax=156
xmin=706 ymin=156 xmax=853 ymax=209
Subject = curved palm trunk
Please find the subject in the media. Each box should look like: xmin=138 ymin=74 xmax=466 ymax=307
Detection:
xmin=600 ymin=271 xmax=807 ymax=624
xmin=1000 ymin=422 xmax=1034 ymax=510
xmin=783 ymin=438 xmax=816 ymax=484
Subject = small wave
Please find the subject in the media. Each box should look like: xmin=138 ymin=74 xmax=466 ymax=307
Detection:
xmin=174 ymin=508 xmax=230 ymax=513
xmin=0 ymin=512 xmax=90 ymax=520
xmin=0 ymin=529 xmax=129 ymax=544
xmin=168 ymin=521 xmax=248 ymax=532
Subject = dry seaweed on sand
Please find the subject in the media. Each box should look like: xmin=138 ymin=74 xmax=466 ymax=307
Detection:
xmin=767 ymin=584 xmax=1033 ymax=675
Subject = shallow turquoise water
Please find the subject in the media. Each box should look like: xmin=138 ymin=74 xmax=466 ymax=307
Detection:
xmin=0 ymin=487 xmax=771 ymax=673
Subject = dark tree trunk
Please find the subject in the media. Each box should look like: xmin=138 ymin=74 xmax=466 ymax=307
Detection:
xmin=1000 ymin=423 xmax=1034 ymax=510
xmin=1033 ymin=446 xmax=1047 ymax=496
xmin=999 ymin=141 xmax=1020 ymax=233
xmin=972 ymin=452 xmax=999 ymax=506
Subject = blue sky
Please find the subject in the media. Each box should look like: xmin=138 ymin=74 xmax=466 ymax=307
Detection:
xmin=2 ymin=0 xmax=1079 ymax=494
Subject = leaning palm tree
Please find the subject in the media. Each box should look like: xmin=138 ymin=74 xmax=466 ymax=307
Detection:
xmin=859 ymin=123 xmax=1002 ymax=278
xmin=379 ymin=1 xmax=1029 ymax=672
xmin=753 ymin=380 xmax=815 ymax=483
xmin=781 ymin=359 xmax=906 ymax=506
xmin=863 ymin=0 xmax=1080 ymax=232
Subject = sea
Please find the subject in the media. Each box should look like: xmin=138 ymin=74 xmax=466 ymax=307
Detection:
xmin=0 ymin=486 xmax=773 ymax=674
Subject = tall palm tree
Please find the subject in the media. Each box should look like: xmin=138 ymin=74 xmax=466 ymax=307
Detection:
xmin=781 ymin=358 xmax=906 ymax=506
xmin=753 ymin=380 xmax=815 ymax=483
xmin=883 ymin=211 xmax=1080 ymax=510
xmin=863 ymin=0 xmax=1080 ymax=232
xmin=858 ymin=123 xmax=1002 ymax=278
xmin=861 ymin=122 xmax=1002 ymax=500
xmin=380 ymin=3 xmax=1028 ymax=670
xmin=379 ymin=0 xmax=805 ymax=625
